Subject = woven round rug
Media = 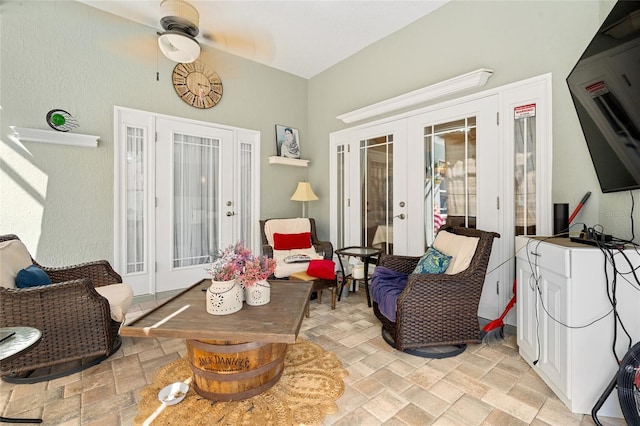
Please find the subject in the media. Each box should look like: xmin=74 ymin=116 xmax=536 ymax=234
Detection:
xmin=134 ymin=339 xmax=348 ymax=425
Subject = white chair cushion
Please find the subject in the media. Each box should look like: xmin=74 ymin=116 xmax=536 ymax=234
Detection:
xmin=264 ymin=218 xmax=311 ymax=247
xmin=95 ymin=283 xmax=134 ymax=323
xmin=264 ymin=219 xmax=319 ymax=278
xmin=272 ymin=248 xmax=323 ymax=278
xmin=432 ymin=230 xmax=479 ymax=275
xmin=0 ymin=240 xmax=33 ymax=289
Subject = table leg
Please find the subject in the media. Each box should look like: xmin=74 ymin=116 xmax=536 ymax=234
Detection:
xmin=364 ymin=257 xmax=372 ymax=307
xmin=336 ymin=257 xmax=346 ymax=302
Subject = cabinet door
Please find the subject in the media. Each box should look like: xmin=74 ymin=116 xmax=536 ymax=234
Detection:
xmin=537 ymin=268 xmax=570 ymax=398
xmin=516 ymin=256 xmax=538 ymax=362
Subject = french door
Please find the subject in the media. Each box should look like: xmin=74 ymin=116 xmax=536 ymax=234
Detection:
xmin=332 ymin=96 xmax=498 ymax=253
xmin=342 ymin=121 xmax=409 ymax=254
xmin=114 ymin=107 xmax=260 ymax=295
xmin=154 ymin=119 xmax=235 ymax=293
xmin=332 ymin=95 xmax=503 ymax=318
xmin=331 ymin=75 xmax=553 ymax=322
xmin=407 ymin=96 xmax=503 ymax=317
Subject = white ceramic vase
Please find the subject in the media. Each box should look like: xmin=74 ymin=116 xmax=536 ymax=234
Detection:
xmin=244 ymin=280 xmax=270 ymax=306
xmin=206 ymin=279 xmax=243 ymax=315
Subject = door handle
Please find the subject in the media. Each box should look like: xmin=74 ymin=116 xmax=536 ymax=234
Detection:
xmin=394 ymin=213 xmax=406 ymax=220
xmin=226 ymin=211 xmax=236 ymax=217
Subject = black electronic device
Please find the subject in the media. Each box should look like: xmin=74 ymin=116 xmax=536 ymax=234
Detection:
xmin=566 ymin=0 xmax=640 ymax=193
xmin=570 ymin=237 xmax=614 ymax=248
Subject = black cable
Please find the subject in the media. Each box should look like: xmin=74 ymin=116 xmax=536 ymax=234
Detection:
xmin=615 ymin=249 xmax=640 ymax=292
xmin=525 ymin=238 xmax=614 ymax=330
xmin=601 ymin=245 xmax=620 ymax=362
xmin=522 ymin=236 xmax=637 ymax=367
xmin=598 ymin=244 xmax=633 ymax=362
xmin=532 ymin=274 xmax=541 ymax=365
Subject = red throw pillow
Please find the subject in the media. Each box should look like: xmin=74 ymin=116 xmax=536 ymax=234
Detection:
xmin=273 ymin=232 xmax=312 ymax=250
xmin=307 ymin=259 xmax=336 ymax=280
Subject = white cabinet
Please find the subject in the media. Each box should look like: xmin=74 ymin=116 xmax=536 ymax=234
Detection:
xmin=516 ymin=236 xmax=640 ymax=417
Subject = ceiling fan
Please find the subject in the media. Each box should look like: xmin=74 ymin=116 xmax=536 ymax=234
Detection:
xmin=157 ymin=0 xmax=201 ymax=63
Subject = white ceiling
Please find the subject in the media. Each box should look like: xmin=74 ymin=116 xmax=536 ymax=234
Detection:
xmin=77 ymin=0 xmax=448 ymax=79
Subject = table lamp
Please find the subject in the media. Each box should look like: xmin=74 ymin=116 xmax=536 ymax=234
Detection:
xmin=290 ymin=182 xmax=318 ymax=217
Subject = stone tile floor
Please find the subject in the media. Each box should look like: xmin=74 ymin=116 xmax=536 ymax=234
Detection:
xmin=0 ymin=287 xmax=628 ymax=425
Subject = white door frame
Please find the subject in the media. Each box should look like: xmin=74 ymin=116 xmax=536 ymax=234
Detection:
xmin=113 ymin=106 xmax=260 ymax=296
xmin=330 ymin=74 xmax=552 ymax=323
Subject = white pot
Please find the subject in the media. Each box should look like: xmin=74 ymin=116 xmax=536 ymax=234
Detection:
xmin=244 ymin=280 xmax=270 ymax=306
xmin=206 ymin=279 xmax=243 ymax=315
xmin=352 ymin=265 xmax=365 ymax=279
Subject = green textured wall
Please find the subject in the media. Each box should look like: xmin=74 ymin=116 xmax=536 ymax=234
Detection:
xmin=307 ymin=0 xmax=637 ymax=243
xmin=2 ymin=0 xmax=637 ymax=268
xmin=0 ymin=0 xmax=309 ymax=264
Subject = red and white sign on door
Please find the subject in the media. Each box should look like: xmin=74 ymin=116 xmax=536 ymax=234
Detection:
xmin=514 ymin=103 xmax=536 ymax=119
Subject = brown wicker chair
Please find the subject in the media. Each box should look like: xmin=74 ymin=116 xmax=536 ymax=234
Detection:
xmin=259 ymin=218 xmax=333 ymax=260
xmin=0 ymin=234 xmax=127 ymax=383
xmin=259 ymin=218 xmax=337 ymax=314
xmin=372 ymin=226 xmax=500 ymax=358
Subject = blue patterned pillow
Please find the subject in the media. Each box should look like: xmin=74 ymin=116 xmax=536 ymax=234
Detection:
xmin=412 ymin=247 xmax=452 ymax=274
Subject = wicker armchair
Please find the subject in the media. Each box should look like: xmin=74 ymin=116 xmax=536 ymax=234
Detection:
xmin=0 ymin=234 xmax=129 ymax=383
xmin=260 ymin=218 xmax=337 ymax=313
xmin=259 ymin=218 xmax=333 ymax=261
xmin=372 ymin=226 xmax=500 ymax=358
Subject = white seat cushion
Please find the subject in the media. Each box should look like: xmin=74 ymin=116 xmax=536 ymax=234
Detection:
xmin=432 ymin=230 xmax=479 ymax=275
xmin=95 ymin=283 xmax=134 ymax=323
xmin=0 ymin=240 xmax=33 ymax=289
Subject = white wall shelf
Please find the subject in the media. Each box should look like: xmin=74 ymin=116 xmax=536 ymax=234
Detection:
xmin=10 ymin=126 xmax=100 ymax=148
xmin=268 ymin=156 xmax=309 ymax=167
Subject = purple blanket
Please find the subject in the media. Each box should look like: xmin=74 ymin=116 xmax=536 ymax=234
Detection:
xmin=370 ymin=266 xmax=408 ymax=322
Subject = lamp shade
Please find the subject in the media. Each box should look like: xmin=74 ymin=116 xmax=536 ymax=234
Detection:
xmin=290 ymin=182 xmax=319 ymax=202
xmin=158 ymin=31 xmax=200 ymax=63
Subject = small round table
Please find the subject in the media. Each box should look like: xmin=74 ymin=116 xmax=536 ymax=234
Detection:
xmin=0 ymin=326 xmax=43 ymax=424
xmin=335 ymin=246 xmax=383 ymax=307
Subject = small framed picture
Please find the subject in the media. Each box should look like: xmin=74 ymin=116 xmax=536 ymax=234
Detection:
xmin=275 ymin=125 xmax=301 ymax=159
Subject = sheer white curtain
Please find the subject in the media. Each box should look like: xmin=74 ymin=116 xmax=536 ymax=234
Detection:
xmin=172 ymin=133 xmax=218 ymax=268
xmin=514 ymin=116 xmax=537 ymax=234
xmin=125 ymin=126 xmax=145 ymax=274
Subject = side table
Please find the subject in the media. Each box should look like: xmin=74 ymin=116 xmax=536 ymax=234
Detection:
xmin=288 ymin=271 xmax=337 ymax=317
xmin=0 ymin=327 xmax=43 ymax=424
xmin=335 ymin=246 xmax=382 ymax=307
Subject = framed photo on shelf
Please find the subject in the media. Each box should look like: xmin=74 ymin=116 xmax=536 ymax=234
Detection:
xmin=275 ymin=125 xmax=301 ymax=159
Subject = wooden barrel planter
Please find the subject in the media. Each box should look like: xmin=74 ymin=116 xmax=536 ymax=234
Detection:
xmin=186 ymin=339 xmax=287 ymax=401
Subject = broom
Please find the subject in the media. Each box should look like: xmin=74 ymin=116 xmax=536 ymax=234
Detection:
xmin=480 ymin=191 xmax=592 ymax=341
xmin=481 ymin=279 xmax=516 ymax=341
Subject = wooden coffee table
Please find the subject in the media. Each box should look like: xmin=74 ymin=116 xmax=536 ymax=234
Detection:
xmin=121 ymin=279 xmax=312 ymax=401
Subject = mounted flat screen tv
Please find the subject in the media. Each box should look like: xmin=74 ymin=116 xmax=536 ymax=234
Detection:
xmin=566 ymin=0 xmax=640 ymax=193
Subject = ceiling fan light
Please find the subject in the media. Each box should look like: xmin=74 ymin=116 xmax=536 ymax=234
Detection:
xmin=158 ymin=31 xmax=200 ymax=63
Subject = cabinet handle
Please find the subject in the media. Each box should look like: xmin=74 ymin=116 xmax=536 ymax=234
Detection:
xmin=530 ymin=251 xmax=541 ymax=257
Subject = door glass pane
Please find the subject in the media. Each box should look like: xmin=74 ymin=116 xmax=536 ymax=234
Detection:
xmin=515 ymin=113 xmax=537 ymax=236
xmin=173 ymin=133 xmax=218 ymax=268
xmin=336 ymin=144 xmax=346 ymax=249
xmin=360 ymin=135 xmax=393 ymax=253
xmin=125 ymin=126 xmax=145 ymax=274
xmin=423 ymin=117 xmax=477 ymax=248
xmin=239 ymin=142 xmax=253 ymax=247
